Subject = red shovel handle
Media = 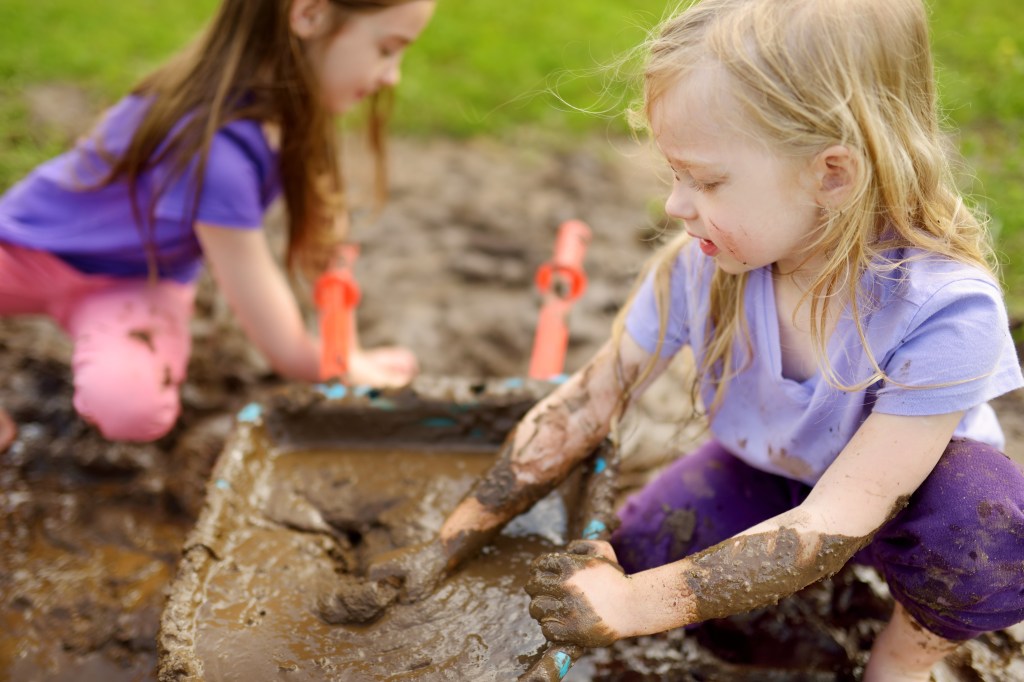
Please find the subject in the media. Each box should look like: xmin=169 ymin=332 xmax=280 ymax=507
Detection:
xmin=315 ymin=245 xmax=362 ymax=381
xmin=528 ymin=221 xmax=592 ymax=380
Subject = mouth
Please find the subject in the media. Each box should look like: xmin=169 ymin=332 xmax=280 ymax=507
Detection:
xmin=689 ymin=233 xmax=720 ymax=257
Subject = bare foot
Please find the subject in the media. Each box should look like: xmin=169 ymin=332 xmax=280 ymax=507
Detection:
xmin=863 ymin=603 xmax=961 ymax=681
xmin=0 ymin=407 xmax=16 ymax=454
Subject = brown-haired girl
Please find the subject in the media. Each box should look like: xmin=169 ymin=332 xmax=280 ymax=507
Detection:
xmin=0 ymin=0 xmax=434 ymax=447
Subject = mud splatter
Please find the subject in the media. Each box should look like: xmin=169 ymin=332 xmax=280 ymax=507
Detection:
xmin=657 ymin=507 xmax=698 ymax=558
xmin=128 ymin=328 xmax=155 ymax=352
xmin=767 ymin=445 xmax=814 ymax=480
xmin=684 ymin=527 xmax=869 ymax=623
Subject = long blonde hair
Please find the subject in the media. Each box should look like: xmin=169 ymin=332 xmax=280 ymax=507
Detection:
xmin=615 ymin=0 xmax=996 ymax=414
xmin=98 ymin=0 xmax=416 ymax=280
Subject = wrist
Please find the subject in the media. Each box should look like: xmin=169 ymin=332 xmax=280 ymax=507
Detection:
xmin=625 ymin=564 xmax=697 ymax=637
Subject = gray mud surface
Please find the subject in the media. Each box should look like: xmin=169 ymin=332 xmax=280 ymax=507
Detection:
xmin=2 ymin=92 xmax=1023 ymax=680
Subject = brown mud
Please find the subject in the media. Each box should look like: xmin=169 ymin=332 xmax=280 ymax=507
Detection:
xmin=158 ymin=386 xmax=590 ymax=680
xmin=2 ymin=90 xmax=1024 ymax=680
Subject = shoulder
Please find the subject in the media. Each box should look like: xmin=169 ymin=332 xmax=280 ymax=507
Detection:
xmin=872 ymin=249 xmax=1004 ymax=329
xmin=155 ymin=115 xmax=278 ymax=226
xmin=208 ymin=118 xmax=276 ymax=177
xmin=880 ymin=249 xmax=1000 ymax=303
xmin=198 ymin=117 xmax=280 ymax=207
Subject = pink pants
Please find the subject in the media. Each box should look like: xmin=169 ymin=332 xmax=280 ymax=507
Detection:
xmin=0 ymin=242 xmax=196 ymax=441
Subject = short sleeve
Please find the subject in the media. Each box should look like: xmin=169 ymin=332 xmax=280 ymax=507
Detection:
xmin=154 ymin=125 xmax=270 ymax=230
xmin=873 ymin=278 xmax=1024 ymax=416
xmin=624 ymin=252 xmax=692 ymax=358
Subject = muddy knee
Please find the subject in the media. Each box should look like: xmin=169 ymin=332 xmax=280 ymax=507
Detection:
xmin=72 ymin=359 xmax=180 ymax=441
xmin=871 ymin=440 xmax=1024 ymax=639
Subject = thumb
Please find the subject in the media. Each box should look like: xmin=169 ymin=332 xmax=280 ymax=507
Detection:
xmin=566 ymin=539 xmax=617 ymax=562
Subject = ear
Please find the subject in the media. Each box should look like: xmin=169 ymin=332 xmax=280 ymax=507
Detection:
xmin=290 ymin=0 xmax=327 ymax=39
xmin=811 ymin=145 xmax=857 ymax=209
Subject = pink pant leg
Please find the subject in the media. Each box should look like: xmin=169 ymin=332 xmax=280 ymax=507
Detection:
xmin=62 ymin=280 xmax=196 ymax=442
xmin=0 ymin=241 xmax=88 ymax=315
xmin=1 ymin=242 xmax=196 ymax=441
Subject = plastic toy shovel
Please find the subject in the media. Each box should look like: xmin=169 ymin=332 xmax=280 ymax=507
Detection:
xmin=314 ymin=244 xmax=362 ymax=381
xmin=528 ymin=220 xmax=592 ymax=380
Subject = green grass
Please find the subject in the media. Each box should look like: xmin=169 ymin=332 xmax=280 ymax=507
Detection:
xmin=0 ymin=0 xmax=1021 ymax=319
xmin=928 ymin=0 xmax=1024 ymax=321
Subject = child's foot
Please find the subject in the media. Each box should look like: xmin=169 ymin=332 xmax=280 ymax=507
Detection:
xmin=863 ymin=603 xmax=960 ymax=682
xmin=0 ymin=407 xmax=16 ymax=454
xmin=348 ymin=346 xmax=419 ymax=388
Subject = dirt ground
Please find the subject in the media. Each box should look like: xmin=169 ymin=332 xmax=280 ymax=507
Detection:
xmin=1 ymin=88 xmax=1023 ymax=680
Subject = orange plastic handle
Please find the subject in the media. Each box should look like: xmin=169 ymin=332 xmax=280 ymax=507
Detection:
xmin=534 ymin=219 xmax=590 ymax=301
xmin=528 ymin=221 xmax=592 ymax=380
xmin=314 ymin=245 xmax=362 ymax=381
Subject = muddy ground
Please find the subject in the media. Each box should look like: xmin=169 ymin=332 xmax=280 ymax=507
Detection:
xmin=2 ymin=89 xmax=1023 ymax=680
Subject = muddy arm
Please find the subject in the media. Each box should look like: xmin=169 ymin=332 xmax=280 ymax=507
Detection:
xmin=360 ymin=335 xmax=669 ymax=607
xmin=528 ymin=410 xmax=964 ymax=643
xmin=436 ymin=336 xmax=667 ymax=571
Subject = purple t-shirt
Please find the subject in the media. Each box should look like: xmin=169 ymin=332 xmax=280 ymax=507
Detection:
xmin=0 ymin=95 xmax=281 ymax=283
xmin=625 ymin=239 xmax=1024 ymax=484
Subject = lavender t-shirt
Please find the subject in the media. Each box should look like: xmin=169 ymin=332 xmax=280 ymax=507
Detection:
xmin=0 ymin=96 xmax=281 ymax=283
xmin=625 ymin=240 xmax=1024 ymax=484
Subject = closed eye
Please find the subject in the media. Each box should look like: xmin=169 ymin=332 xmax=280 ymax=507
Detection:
xmin=667 ymin=162 xmax=720 ymax=193
xmin=688 ymin=177 xmax=720 ymax=193
xmin=380 ymin=37 xmax=411 ymax=58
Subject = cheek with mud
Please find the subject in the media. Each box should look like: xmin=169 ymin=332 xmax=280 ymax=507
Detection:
xmin=707 ymin=220 xmax=748 ymax=265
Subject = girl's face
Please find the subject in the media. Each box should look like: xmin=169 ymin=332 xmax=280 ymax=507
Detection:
xmin=301 ymin=1 xmax=435 ymax=115
xmin=651 ymin=66 xmax=824 ymax=276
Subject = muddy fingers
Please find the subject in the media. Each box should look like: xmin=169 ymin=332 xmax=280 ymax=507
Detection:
xmin=519 ymin=644 xmax=585 ymax=682
xmin=525 ymin=551 xmax=623 ymax=647
xmin=319 ymin=539 xmax=452 ymax=624
xmin=367 ymin=538 xmax=449 ymax=603
xmin=317 ymin=575 xmax=399 ymax=625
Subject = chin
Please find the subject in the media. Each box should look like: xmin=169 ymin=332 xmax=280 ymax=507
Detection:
xmin=713 ymin=258 xmax=756 ymax=275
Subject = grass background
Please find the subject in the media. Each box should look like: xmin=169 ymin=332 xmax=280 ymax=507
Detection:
xmin=0 ymin=0 xmax=1021 ymax=319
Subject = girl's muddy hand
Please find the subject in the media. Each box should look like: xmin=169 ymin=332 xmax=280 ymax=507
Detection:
xmin=524 ymin=542 xmax=630 ymax=648
xmin=368 ymin=538 xmax=448 ymax=603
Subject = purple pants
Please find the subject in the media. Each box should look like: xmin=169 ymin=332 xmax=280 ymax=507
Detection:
xmin=611 ymin=438 xmax=1024 ymax=641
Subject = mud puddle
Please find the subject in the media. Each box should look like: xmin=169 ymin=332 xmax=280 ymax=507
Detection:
xmin=191 ymin=448 xmax=573 ymax=680
xmin=0 ymin=475 xmax=188 ymax=681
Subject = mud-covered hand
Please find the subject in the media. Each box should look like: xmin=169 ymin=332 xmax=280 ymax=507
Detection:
xmin=368 ymin=538 xmax=449 ymax=603
xmin=525 ymin=540 xmax=634 ymax=648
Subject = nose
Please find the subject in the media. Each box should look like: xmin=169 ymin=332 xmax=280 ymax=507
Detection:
xmin=664 ymin=182 xmax=698 ymax=222
xmin=380 ymin=60 xmax=402 ymax=89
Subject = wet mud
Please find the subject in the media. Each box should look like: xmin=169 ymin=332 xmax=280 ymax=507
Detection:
xmin=0 ymin=469 xmax=189 ymax=681
xmin=157 ymin=386 xmax=593 ymax=681
xmin=1 ymin=118 xmax=1023 ymax=680
xmin=181 ymin=447 xmax=569 ymax=680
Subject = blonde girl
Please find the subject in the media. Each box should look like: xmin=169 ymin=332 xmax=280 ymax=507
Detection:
xmin=370 ymin=1 xmax=1024 ymax=679
xmin=0 ymin=0 xmax=434 ymax=449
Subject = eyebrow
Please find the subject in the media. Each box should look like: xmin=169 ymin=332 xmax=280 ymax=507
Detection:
xmin=665 ymin=154 xmax=717 ymax=170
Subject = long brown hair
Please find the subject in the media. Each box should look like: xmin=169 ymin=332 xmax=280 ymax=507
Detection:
xmin=100 ymin=0 xmax=415 ymax=280
xmin=615 ymin=0 xmax=995 ymax=415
